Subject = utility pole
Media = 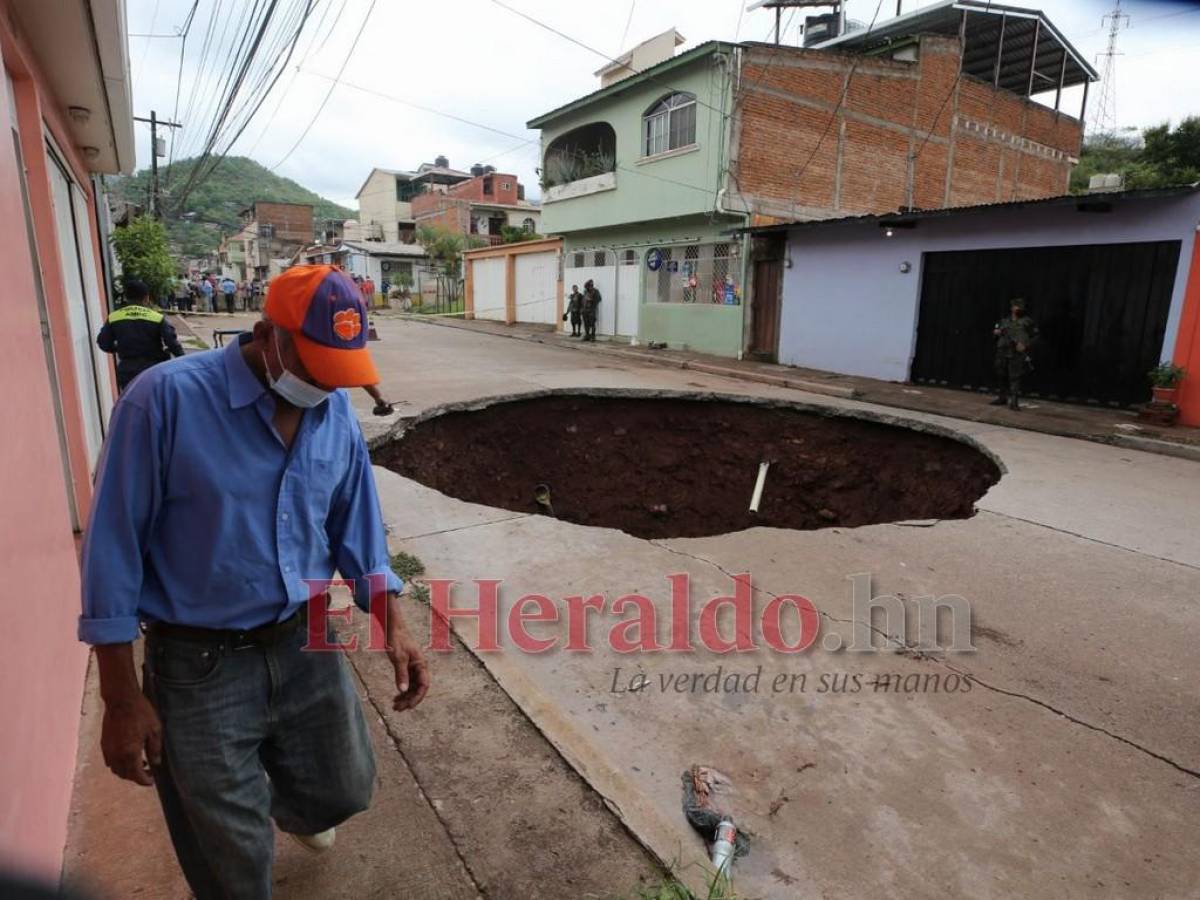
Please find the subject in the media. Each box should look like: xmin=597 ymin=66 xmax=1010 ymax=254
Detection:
xmin=133 ymin=112 xmax=182 ymax=219
xmin=1089 ymin=0 xmax=1128 ymax=136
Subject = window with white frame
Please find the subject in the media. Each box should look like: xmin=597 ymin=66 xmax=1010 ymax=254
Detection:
xmin=523 ymin=217 xmax=536 ymax=233
xmin=643 ymin=93 xmax=697 ymax=157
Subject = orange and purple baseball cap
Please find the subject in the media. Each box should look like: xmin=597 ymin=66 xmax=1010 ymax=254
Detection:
xmin=265 ymin=265 xmax=378 ymax=388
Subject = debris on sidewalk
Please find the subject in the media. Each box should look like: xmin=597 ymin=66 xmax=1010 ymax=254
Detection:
xmin=681 ymin=765 xmax=750 ymax=863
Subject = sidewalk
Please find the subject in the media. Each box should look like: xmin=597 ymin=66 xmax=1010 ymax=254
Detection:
xmin=63 ymin=603 xmax=665 ymax=899
xmin=388 ymin=312 xmax=1200 ymax=461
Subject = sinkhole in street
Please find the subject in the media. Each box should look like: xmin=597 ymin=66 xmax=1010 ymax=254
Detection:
xmin=373 ymin=394 xmax=1002 ymax=540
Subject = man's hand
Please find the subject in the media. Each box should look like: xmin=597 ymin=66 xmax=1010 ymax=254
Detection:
xmin=95 ymin=643 xmax=161 ymax=785
xmin=101 ymin=694 xmax=162 ymax=786
xmin=379 ymin=592 xmax=430 ymax=712
xmin=1016 ymin=343 xmax=1026 ymax=353
xmin=387 ymin=625 xmax=430 ymax=712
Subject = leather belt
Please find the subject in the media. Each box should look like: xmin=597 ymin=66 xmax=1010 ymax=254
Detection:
xmin=144 ymin=606 xmax=307 ymax=650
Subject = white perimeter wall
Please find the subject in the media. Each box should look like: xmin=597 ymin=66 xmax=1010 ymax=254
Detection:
xmin=779 ymin=193 xmax=1200 ymax=382
xmin=473 ymin=257 xmax=507 ymax=321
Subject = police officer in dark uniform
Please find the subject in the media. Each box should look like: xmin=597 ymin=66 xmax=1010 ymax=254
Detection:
xmin=991 ymin=298 xmax=1038 ymax=411
xmin=97 ymin=277 xmax=186 ymax=393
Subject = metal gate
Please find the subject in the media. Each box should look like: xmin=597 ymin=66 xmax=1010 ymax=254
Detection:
xmin=911 ymin=241 xmax=1181 ymax=406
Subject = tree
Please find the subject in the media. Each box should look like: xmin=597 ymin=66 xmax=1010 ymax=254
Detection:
xmin=1072 ymin=117 xmax=1200 ymax=193
xmin=500 ymin=225 xmax=541 ymax=244
xmin=416 ymin=225 xmax=486 ymax=303
xmin=109 ymin=216 xmax=176 ymax=303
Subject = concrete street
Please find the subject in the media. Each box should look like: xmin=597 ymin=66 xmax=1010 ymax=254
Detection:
xmin=71 ymin=313 xmax=1200 ymax=899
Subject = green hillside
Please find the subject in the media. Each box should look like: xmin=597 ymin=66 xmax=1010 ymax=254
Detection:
xmin=108 ymin=155 xmax=354 ymax=258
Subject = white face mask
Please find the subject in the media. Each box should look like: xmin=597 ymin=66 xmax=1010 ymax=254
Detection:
xmin=264 ymin=332 xmax=330 ymax=408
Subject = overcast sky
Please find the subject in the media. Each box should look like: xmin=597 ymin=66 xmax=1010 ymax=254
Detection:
xmin=126 ymin=0 xmax=1200 ymax=211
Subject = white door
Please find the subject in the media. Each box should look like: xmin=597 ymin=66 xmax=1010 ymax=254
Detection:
xmin=614 ymin=249 xmax=640 ymax=340
xmin=73 ymin=181 xmax=114 ymax=426
xmin=514 ymin=251 xmax=558 ymax=325
xmin=472 ymin=257 xmax=507 ymax=321
xmin=47 ymin=145 xmax=107 ymax=468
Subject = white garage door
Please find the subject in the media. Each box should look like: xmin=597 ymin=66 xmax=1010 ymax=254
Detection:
xmin=514 ymin=251 xmax=558 ymax=325
xmin=472 ymin=257 xmax=506 ymax=321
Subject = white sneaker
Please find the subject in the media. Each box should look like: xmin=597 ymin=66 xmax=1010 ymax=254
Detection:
xmin=288 ymin=827 xmax=336 ymax=854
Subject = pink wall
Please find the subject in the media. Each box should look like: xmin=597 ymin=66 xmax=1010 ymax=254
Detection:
xmin=0 ymin=9 xmax=102 ymax=879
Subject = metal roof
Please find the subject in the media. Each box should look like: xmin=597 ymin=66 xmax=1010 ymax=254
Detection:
xmin=740 ymin=185 xmax=1200 ymax=235
xmin=527 ymin=41 xmax=730 ymax=129
xmin=815 ymin=0 xmax=1098 ymax=98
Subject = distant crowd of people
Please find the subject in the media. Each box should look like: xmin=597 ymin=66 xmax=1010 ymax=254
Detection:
xmin=165 ymin=273 xmax=265 ymax=313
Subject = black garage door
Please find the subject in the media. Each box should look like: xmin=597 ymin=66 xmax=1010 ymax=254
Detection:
xmin=911 ymin=241 xmax=1180 ymax=406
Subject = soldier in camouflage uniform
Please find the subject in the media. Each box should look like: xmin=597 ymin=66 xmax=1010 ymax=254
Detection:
xmin=565 ymin=284 xmax=584 ymax=337
xmin=582 ymin=279 xmax=602 ymax=342
xmin=991 ymin=298 xmax=1038 ymax=410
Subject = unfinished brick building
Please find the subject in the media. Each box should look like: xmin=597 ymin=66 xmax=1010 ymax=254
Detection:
xmin=727 ymin=1 xmax=1095 ymax=221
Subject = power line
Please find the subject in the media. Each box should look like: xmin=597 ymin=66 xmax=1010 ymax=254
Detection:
xmin=302 ymin=70 xmax=532 ymax=143
xmin=792 ymin=0 xmax=888 ymax=183
xmin=270 ymin=0 xmax=378 ymax=172
xmin=134 ymin=0 xmax=163 ymax=82
xmin=245 ymin=0 xmax=345 ymax=154
xmin=618 ymin=0 xmax=637 ymax=53
xmin=910 ymin=0 xmax=995 ymax=165
xmin=487 ymin=0 xmax=727 ymax=117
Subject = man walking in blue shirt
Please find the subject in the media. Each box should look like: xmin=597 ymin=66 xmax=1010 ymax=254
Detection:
xmin=198 ymin=274 xmax=215 ymax=312
xmin=80 ymin=265 xmax=428 ymax=898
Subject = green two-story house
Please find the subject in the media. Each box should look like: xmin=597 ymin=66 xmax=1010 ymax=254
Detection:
xmin=527 ymin=31 xmax=748 ymax=357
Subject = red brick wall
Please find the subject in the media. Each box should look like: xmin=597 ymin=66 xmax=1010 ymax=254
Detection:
xmin=734 ymin=35 xmax=1082 ymax=216
xmin=411 ymin=193 xmax=471 ymax=234
xmin=254 ymin=202 xmax=313 ymax=243
xmin=438 ymin=173 xmax=521 ymax=206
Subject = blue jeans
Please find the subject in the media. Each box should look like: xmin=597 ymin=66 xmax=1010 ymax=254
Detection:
xmin=143 ymin=621 xmax=376 ymax=899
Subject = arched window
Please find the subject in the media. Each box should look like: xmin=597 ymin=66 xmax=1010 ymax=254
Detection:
xmin=643 ymin=92 xmax=696 ymax=157
xmin=522 ymin=218 xmax=536 ymax=233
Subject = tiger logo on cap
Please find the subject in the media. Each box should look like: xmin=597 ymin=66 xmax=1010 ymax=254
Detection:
xmin=333 ymin=307 xmax=362 ymax=342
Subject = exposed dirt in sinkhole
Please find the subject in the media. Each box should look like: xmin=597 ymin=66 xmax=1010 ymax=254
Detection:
xmin=375 ymin=396 xmax=1001 ymax=539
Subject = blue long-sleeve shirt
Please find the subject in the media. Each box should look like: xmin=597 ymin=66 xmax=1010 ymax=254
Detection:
xmin=79 ymin=334 xmax=402 ymax=644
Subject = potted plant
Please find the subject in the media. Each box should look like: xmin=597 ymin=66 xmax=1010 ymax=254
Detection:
xmin=1148 ymin=362 xmax=1186 ymax=405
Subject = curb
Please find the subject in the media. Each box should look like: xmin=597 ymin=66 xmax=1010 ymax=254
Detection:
xmin=388 ymin=314 xmax=1200 ymax=463
xmin=393 ymin=313 xmax=862 ymax=402
xmin=1110 ymin=434 xmax=1200 ymax=462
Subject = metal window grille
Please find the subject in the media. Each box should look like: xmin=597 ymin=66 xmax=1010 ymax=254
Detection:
xmin=571 ymin=252 xmax=585 ymax=268
xmin=621 ymin=249 xmax=637 ymax=266
xmin=593 ymin=250 xmax=609 ymax=267
xmin=644 ymin=242 xmax=741 ymax=305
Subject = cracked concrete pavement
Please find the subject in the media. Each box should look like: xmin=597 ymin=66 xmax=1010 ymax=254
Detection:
xmin=175 ymin=314 xmax=1200 ymax=898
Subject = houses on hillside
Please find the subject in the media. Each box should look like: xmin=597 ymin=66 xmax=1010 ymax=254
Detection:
xmin=355 ymin=157 xmax=540 ymax=246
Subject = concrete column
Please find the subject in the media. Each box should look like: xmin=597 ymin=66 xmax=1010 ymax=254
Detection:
xmin=464 ymin=257 xmax=475 ymax=320
xmin=505 ymin=252 xmax=516 ymax=325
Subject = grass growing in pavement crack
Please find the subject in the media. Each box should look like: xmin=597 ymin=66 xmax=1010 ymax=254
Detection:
xmin=633 ymin=874 xmax=737 ymax=900
xmin=390 ymin=551 xmax=426 ymax=582
xmin=391 ymin=551 xmax=430 ymax=603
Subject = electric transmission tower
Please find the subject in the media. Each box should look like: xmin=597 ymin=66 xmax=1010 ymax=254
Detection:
xmin=1089 ymin=0 xmax=1129 ymax=136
